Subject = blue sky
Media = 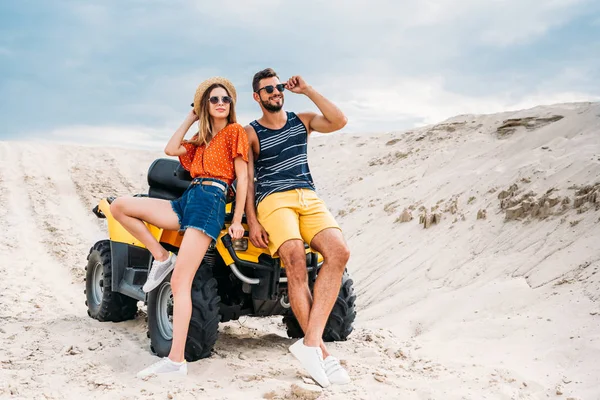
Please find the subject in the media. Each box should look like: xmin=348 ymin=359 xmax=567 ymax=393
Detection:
xmin=1 ymin=0 xmax=599 ymax=148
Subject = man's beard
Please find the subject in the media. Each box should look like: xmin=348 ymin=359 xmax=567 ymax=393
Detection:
xmin=261 ymin=98 xmax=283 ymax=113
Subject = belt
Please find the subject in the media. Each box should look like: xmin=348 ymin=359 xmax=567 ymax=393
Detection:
xmin=191 ymin=179 xmax=227 ymax=193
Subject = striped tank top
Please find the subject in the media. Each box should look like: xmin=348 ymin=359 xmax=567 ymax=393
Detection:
xmin=250 ymin=111 xmax=315 ymax=204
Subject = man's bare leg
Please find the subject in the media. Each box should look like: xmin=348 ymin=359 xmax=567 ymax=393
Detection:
xmin=303 ymin=228 xmax=350 ymax=349
xmin=278 ymin=239 xmax=330 ymax=358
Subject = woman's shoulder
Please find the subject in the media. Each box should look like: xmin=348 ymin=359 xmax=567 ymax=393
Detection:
xmin=222 ymin=123 xmax=247 ymax=139
xmin=225 ymin=122 xmax=244 ymax=133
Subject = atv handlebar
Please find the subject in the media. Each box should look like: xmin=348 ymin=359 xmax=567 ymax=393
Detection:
xmin=92 ymin=205 xmax=106 ymax=219
xmin=221 ymin=234 xmax=274 ymax=272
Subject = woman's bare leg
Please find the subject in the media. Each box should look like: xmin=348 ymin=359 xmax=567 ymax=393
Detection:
xmin=110 ymin=197 xmax=180 ymax=261
xmin=167 ymin=228 xmax=213 ymax=362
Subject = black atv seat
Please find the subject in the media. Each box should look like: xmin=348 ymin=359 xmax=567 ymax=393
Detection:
xmin=147 ymin=158 xmax=236 ymax=203
xmin=147 ymin=158 xmax=192 ymax=201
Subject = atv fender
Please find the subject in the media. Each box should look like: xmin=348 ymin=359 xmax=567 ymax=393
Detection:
xmin=96 ymin=197 xmax=163 ymax=248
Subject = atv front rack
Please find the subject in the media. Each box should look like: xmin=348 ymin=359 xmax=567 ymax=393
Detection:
xmin=221 ymin=234 xmax=318 ymax=293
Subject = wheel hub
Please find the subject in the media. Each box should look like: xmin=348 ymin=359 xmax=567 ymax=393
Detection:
xmin=91 ymin=261 xmax=104 ymax=306
xmin=156 ymin=283 xmax=174 ymax=340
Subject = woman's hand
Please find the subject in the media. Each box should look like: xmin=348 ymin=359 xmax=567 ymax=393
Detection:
xmin=187 ymin=108 xmax=199 ymax=122
xmin=228 ymin=221 xmax=245 ymax=240
xmin=165 ymin=109 xmax=199 ymax=156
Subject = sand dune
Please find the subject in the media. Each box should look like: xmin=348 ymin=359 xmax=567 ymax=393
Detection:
xmin=1 ymin=102 xmax=599 ymax=399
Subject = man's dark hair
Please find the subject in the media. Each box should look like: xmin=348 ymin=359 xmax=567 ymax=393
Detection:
xmin=252 ymin=68 xmax=279 ymax=92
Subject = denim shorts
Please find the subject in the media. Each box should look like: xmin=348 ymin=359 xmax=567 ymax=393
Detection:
xmin=170 ymin=178 xmax=227 ymax=241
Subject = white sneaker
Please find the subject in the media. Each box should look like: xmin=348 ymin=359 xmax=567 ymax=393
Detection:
xmin=324 ymin=356 xmax=351 ymax=385
xmin=289 ymin=339 xmax=330 ymax=388
xmin=143 ymin=252 xmax=176 ymax=293
xmin=136 ymin=357 xmax=187 ymax=378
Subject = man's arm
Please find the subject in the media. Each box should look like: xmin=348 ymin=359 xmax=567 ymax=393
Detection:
xmin=244 ymin=125 xmax=269 ymax=248
xmin=285 ymin=75 xmax=347 ymax=134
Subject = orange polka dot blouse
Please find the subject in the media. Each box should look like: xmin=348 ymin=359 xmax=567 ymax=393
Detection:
xmin=179 ymin=123 xmax=249 ymax=186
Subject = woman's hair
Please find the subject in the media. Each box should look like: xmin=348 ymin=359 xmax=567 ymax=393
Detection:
xmin=186 ymin=83 xmax=237 ymax=146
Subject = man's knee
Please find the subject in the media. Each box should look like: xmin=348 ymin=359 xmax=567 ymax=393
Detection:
xmin=279 ymin=241 xmax=308 ymax=285
xmin=336 ymin=242 xmax=351 ymax=265
xmin=321 ymin=237 xmax=350 ymax=269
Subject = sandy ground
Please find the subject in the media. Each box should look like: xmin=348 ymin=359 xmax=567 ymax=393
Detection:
xmin=1 ymin=101 xmax=599 ymax=399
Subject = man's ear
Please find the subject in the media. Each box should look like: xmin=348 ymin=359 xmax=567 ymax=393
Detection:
xmin=253 ymin=92 xmax=260 ymax=103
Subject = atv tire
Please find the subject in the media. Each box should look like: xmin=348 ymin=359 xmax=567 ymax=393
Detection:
xmin=147 ymin=265 xmax=221 ymax=362
xmin=283 ymin=270 xmax=356 ymax=342
xmin=85 ymin=240 xmax=138 ymax=322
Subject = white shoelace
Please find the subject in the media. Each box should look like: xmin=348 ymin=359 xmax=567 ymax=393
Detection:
xmin=315 ymin=348 xmax=327 ymax=370
xmin=149 ymin=254 xmax=171 ymax=279
xmin=324 ymin=357 xmax=344 ymax=375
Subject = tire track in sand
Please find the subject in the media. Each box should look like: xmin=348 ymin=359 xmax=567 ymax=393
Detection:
xmin=0 ymin=142 xmax=85 ymax=396
xmin=0 ymin=142 xmax=79 ymax=314
xmin=15 ymin=143 xmax=109 ymax=282
xmin=0 ymin=143 xmax=150 ymax=399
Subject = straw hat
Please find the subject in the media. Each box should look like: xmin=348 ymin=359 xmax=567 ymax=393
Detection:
xmin=192 ymin=77 xmax=237 ymax=116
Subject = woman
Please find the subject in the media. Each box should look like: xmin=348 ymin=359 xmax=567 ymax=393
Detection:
xmin=110 ymin=77 xmax=248 ymax=377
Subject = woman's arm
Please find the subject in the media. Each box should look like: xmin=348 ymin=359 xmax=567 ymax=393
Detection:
xmin=229 ymin=156 xmax=248 ymax=239
xmin=165 ymin=110 xmax=198 ymax=156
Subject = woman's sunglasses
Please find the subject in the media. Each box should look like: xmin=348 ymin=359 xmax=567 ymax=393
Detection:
xmin=190 ymin=95 xmax=233 ymax=108
xmin=209 ymin=96 xmax=232 ymax=105
xmin=256 ymin=84 xmax=286 ymax=94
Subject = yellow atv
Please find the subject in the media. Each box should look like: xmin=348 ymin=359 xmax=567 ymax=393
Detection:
xmin=84 ymin=158 xmax=356 ymax=361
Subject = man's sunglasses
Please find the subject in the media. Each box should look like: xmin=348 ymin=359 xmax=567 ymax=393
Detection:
xmin=256 ymin=84 xmax=286 ymax=94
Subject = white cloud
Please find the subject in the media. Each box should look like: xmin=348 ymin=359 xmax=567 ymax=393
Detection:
xmin=323 ymin=74 xmax=599 ymax=132
xmin=472 ymin=0 xmax=590 ymax=46
xmin=37 ymin=125 xmax=171 ymax=150
xmin=179 ymin=0 xmax=594 ymax=47
xmin=5 ymin=0 xmax=598 ymax=139
xmin=69 ymin=0 xmax=592 ymax=52
xmin=68 ymin=3 xmax=110 ymax=26
xmin=32 ymin=113 xmax=259 ymax=149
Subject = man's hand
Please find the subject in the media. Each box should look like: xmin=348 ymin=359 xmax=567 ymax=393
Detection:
xmin=249 ymin=220 xmax=269 ymax=249
xmin=285 ymin=75 xmax=311 ymax=95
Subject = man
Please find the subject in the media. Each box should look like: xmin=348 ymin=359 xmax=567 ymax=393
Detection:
xmin=244 ymin=68 xmax=351 ymax=387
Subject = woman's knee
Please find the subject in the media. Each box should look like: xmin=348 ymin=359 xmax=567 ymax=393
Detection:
xmin=170 ymin=273 xmax=193 ymax=296
xmin=110 ymin=197 xmax=125 ymax=218
xmin=111 ymin=196 xmax=139 ymax=220
xmin=170 ymin=263 xmax=197 ymax=295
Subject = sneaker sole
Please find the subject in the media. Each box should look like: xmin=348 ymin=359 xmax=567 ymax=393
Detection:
xmin=328 ymin=375 xmax=351 ymax=385
xmin=136 ymin=369 xmax=187 ymax=379
xmin=143 ymin=262 xmax=176 ymax=293
xmin=289 ymin=340 xmax=331 ymax=388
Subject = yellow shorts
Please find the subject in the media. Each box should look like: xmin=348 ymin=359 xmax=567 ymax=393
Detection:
xmin=257 ymin=189 xmax=341 ymax=256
